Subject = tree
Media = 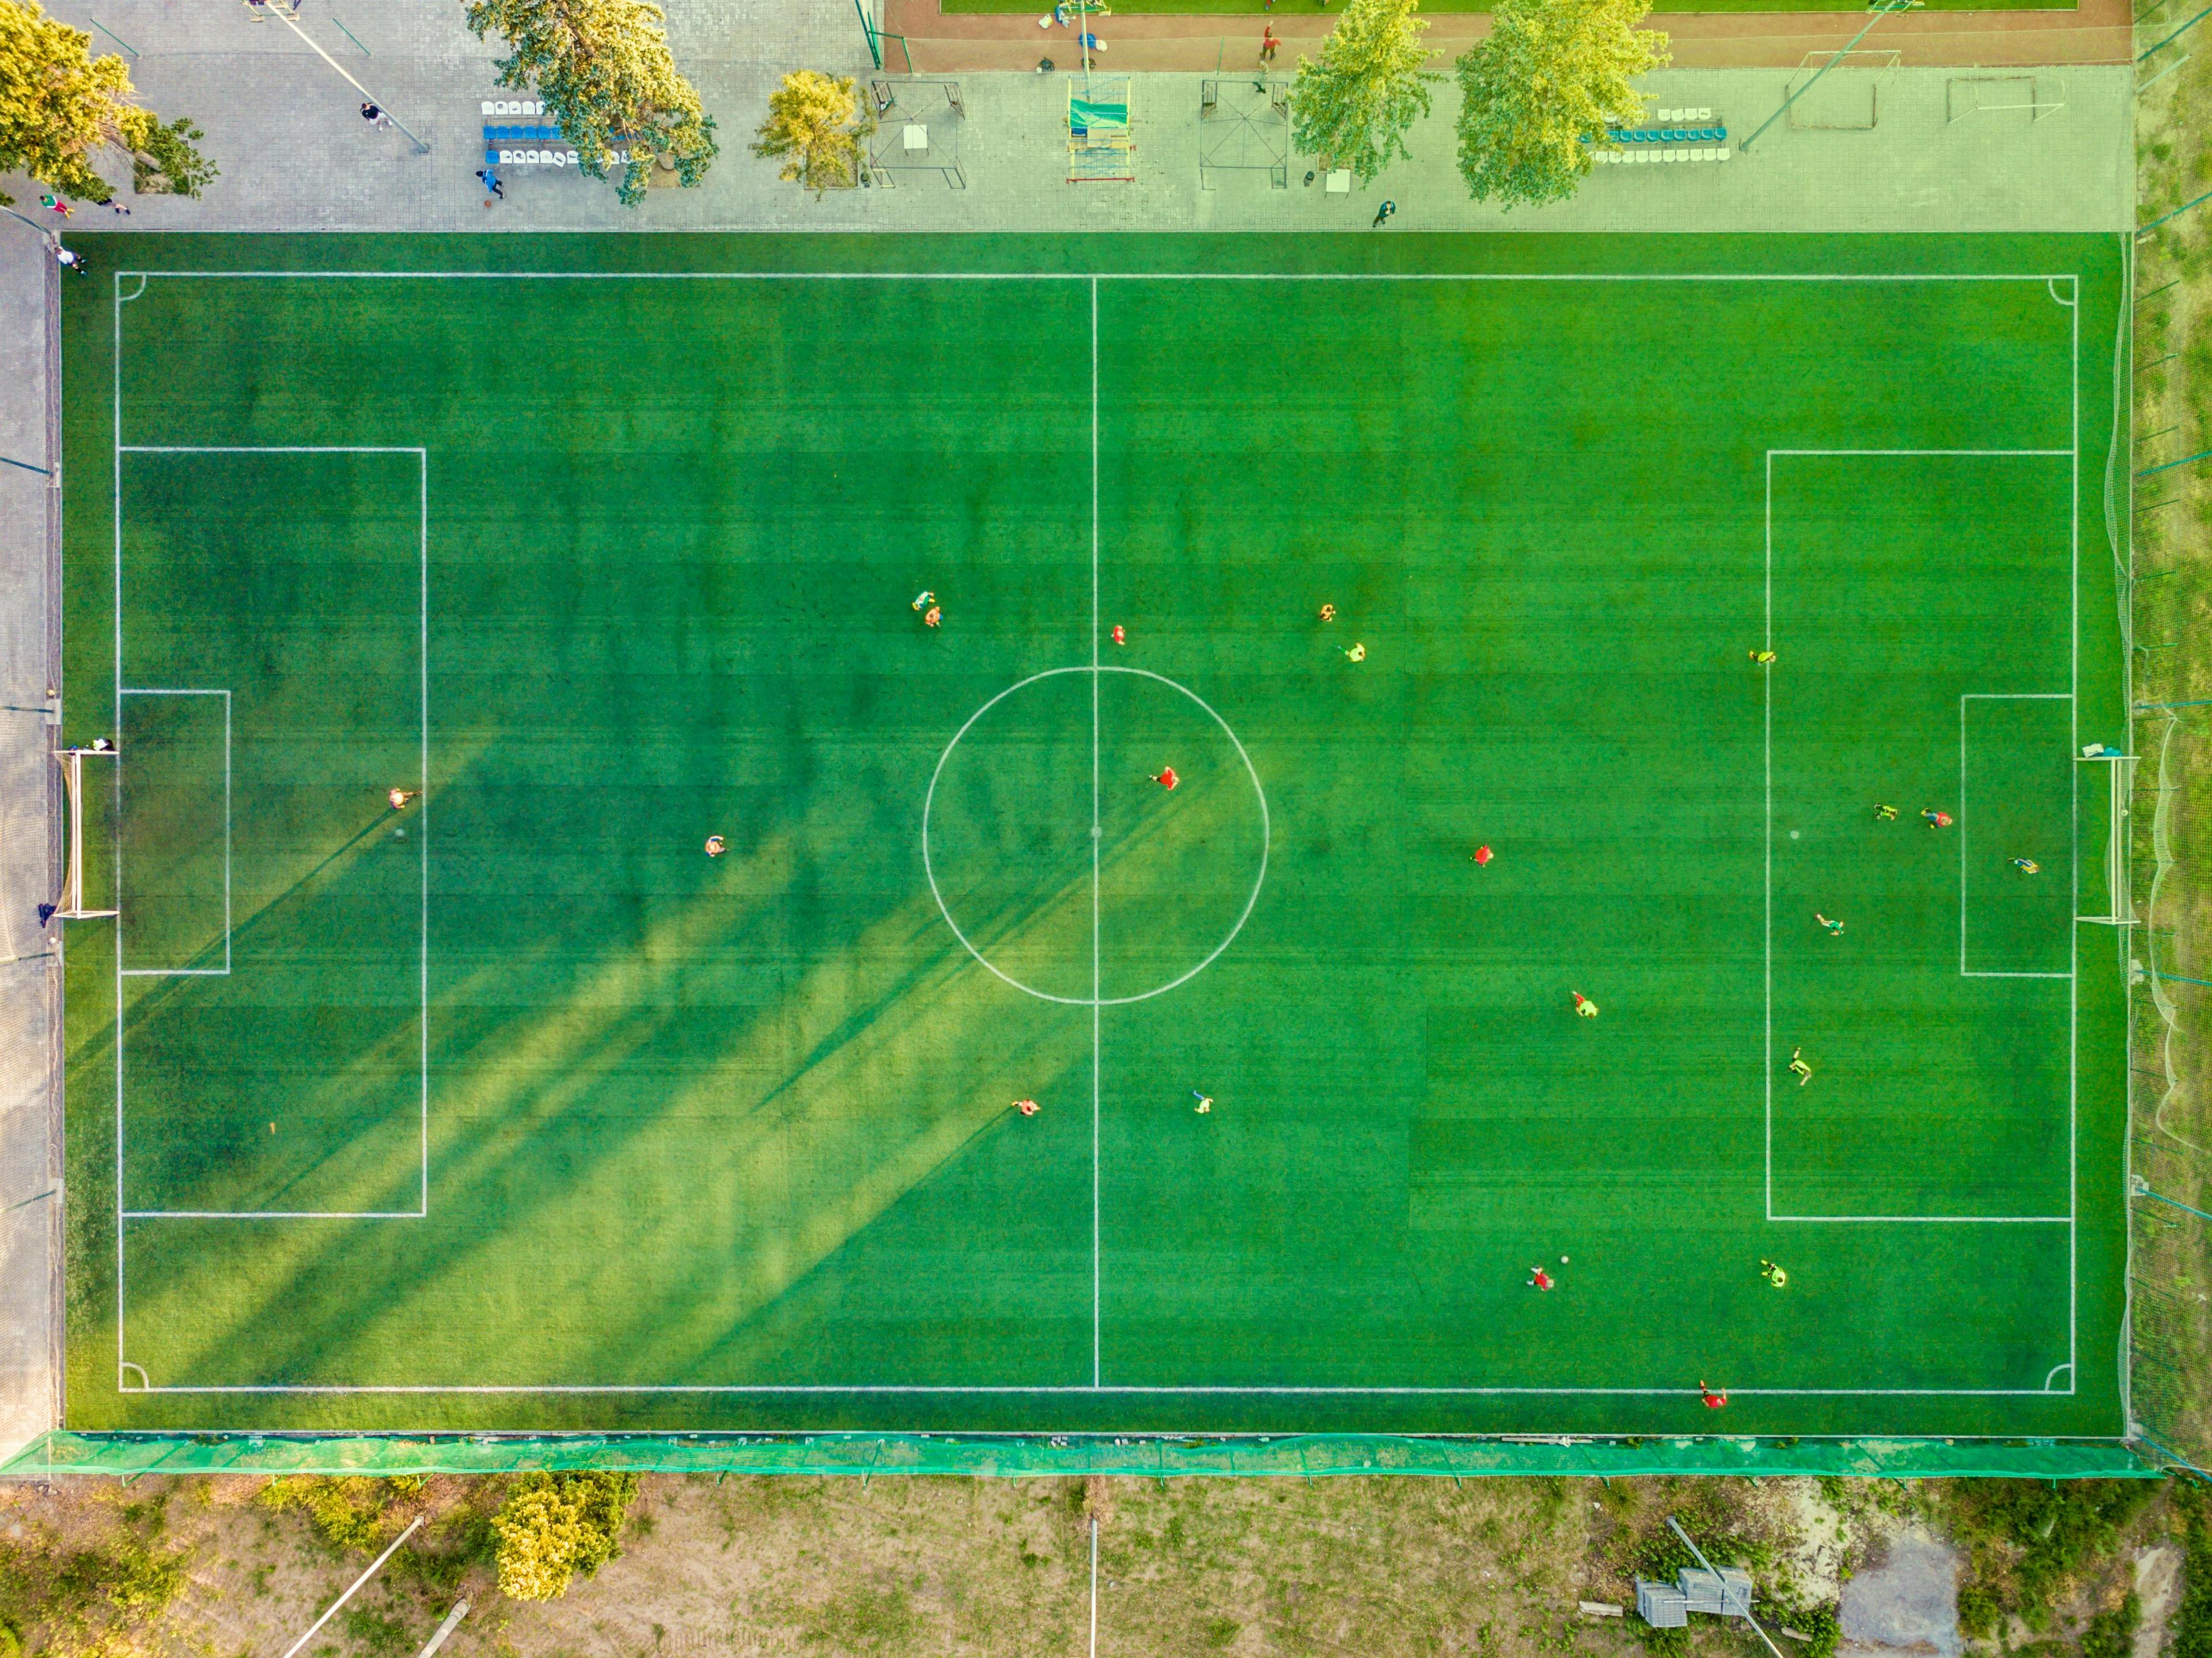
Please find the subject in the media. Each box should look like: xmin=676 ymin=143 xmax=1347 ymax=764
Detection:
xmin=1453 ymin=0 xmax=1667 ymax=210
xmin=464 ymin=0 xmax=718 ymax=208
xmin=491 ymin=1471 xmax=639 ymax=1602
xmin=1288 ymin=0 xmax=1440 ymax=187
xmin=0 ymin=0 xmax=215 ymax=206
xmin=752 ymin=70 xmax=876 ymax=197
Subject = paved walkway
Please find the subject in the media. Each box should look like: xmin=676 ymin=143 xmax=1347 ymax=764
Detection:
xmin=22 ymin=0 xmax=2133 ymax=233
xmin=0 ymin=228 xmax=61 ymax=1471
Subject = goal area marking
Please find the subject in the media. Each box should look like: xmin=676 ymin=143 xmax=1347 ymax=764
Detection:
xmin=108 ymin=268 xmax=2094 ymax=1401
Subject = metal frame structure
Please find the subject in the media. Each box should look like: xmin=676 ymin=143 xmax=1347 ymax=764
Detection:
xmin=867 ymin=79 xmax=967 ymax=189
xmin=1198 ymin=78 xmax=1290 ymax=190
xmin=1945 ymin=73 xmax=2069 ymax=123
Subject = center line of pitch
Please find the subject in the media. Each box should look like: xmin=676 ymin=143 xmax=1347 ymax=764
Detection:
xmin=1090 ymin=276 xmax=1103 ymax=1391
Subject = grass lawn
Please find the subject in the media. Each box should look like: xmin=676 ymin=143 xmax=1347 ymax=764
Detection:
xmin=60 ymin=233 xmax=2128 ymax=1441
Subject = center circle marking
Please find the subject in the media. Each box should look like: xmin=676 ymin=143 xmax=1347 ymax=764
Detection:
xmin=921 ymin=664 xmax=1270 ymax=1006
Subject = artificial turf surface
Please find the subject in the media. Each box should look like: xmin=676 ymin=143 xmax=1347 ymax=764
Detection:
xmin=60 ymin=233 xmax=2129 ymax=1440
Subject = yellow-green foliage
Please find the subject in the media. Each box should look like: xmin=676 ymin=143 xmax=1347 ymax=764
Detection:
xmin=1287 ymin=0 xmax=1440 ymax=186
xmin=257 ymin=1476 xmax=426 ymax=1555
xmin=463 ymin=0 xmax=718 ymax=206
xmin=491 ymin=1471 xmax=639 ymax=1602
xmin=1452 ymin=0 xmax=1666 ymax=209
xmin=0 ymin=0 xmax=214 ymax=204
xmin=752 ymin=70 xmax=875 ymax=197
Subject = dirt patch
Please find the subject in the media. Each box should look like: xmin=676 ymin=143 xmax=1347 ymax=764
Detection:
xmin=1840 ymin=1527 xmax=1961 ymax=1658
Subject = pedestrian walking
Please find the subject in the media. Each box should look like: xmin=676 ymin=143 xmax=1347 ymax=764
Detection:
xmin=1192 ymin=1089 xmax=1213 ymax=1114
xmin=1816 ymin=913 xmax=1844 ymax=935
xmin=476 ymin=168 xmax=505 ymax=203
xmin=1700 ymin=1380 xmax=1728 ymax=1409
xmin=1153 ymin=766 xmax=1179 ymax=790
xmin=1472 ymin=844 xmax=1494 ymax=866
xmin=387 ymin=788 xmax=417 ymax=811
xmin=1873 ymin=803 xmax=1898 ymax=821
xmin=1343 ymin=642 xmax=1366 ymax=662
xmin=1572 ymin=992 xmax=1599 ymax=1019
xmin=1318 ymin=602 xmax=1336 ymax=622
xmin=1749 ymin=648 xmax=1776 ymax=664
xmin=1015 ymin=1098 xmax=1040 ymax=1116
xmin=2012 ymin=856 xmax=2040 ymax=874
xmin=1789 ymin=1047 xmax=1813 ymax=1087
xmin=52 ymin=244 xmax=86 ymax=276
xmin=923 ymin=604 xmax=942 ymax=628
xmin=1111 ymin=623 xmax=1126 ymax=645
xmin=1922 ymin=807 xmax=1953 ymax=829
xmin=1760 ymin=1258 xmax=1788 ymax=1288
xmin=1371 ymin=199 xmax=1396 ymax=229
xmin=1529 ymin=1266 xmax=1554 ymax=1290
xmin=705 ymin=834 xmax=726 ymax=857
xmin=912 ymin=589 xmax=935 ymax=611
xmin=1259 ymin=22 xmax=1279 ymax=62
xmin=361 ymin=101 xmax=392 ymax=129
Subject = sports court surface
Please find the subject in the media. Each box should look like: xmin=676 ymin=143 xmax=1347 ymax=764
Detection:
xmin=59 ymin=233 xmax=2129 ymax=1438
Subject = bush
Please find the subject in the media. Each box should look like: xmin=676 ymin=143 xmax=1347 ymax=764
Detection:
xmin=257 ymin=1476 xmax=425 ymax=1555
xmin=493 ymin=1472 xmax=639 ymax=1602
xmin=2080 ymin=1591 xmax=2139 ymax=1658
xmin=1956 ymin=1583 xmax=2002 ymax=1641
xmin=1786 ymin=1602 xmax=1841 ymax=1658
xmin=2173 ymin=1506 xmax=2212 ymax=1658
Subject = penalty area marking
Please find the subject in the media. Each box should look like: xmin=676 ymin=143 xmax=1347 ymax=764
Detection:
xmin=921 ymin=664 xmax=1271 ymax=1008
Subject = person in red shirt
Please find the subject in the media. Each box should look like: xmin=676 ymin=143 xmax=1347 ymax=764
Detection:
xmin=1529 ymin=1266 xmax=1554 ymax=1290
xmin=1473 ymin=845 xmax=1494 ymax=866
xmin=1922 ymin=807 xmax=1952 ymax=828
xmin=1153 ymin=766 xmax=1179 ymax=790
xmin=1014 ymin=1099 xmax=1040 ymax=1117
xmin=1700 ymin=1380 xmax=1728 ymax=1409
xmin=1111 ymin=624 xmax=1126 ymax=645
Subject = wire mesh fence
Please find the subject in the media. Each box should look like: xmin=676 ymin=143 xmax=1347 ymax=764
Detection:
xmin=2126 ymin=9 xmax=2212 ymax=1478
xmin=0 ymin=1432 xmax=2158 ymax=1482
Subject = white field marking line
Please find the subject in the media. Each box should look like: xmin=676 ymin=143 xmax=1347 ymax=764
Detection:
xmin=1770 ymin=1213 xmax=2071 ymax=1223
xmin=2048 ymin=277 xmax=2078 ymax=308
xmin=116 ymin=688 xmax=231 ymax=978
xmin=1764 ymin=449 xmax=2080 ymax=1247
xmin=1764 ymin=451 xmax=1774 ymax=1221
xmin=111 ymin=273 xmax=2096 ymax=1405
xmin=114 ymin=270 xmax=2086 ymax=286
xmin=1089 ymin=1518 xmax=1099 ymax=1658
xmin=2069 ymin=286 xmax=2080 ymax=1388
xmin=1090 ymin=277 xmax=1103 ymax=1392
xmin=2046 ymin=1362 xmax=2076 ymax=1391
xmin=918 ymin=665 xmax=1271 ymax=1009
xmin=112 ymin=1382 xmax=2086 ymax=1396
xmin=1959 ymin=693 xmax=2078 ymax=980
xmin=113 ymin=438 xmax=430 ymax=1391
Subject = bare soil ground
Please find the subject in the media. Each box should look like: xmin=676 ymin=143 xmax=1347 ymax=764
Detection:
xmin=0 ymin=1474 xmax=2190 ymax=1658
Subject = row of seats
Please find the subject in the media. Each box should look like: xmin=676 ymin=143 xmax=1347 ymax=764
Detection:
xmin=1596 ymin=146 xmax=1731 ymax=163
xmin=484 ymin=124 xmax=565 ymax=143
xmin=1602 ymin=126 xmax=1729 ymax=144
xmin=486 ymin=146 xmax=579 ymax=166
xmin=480 ymin=99 xmax=547 ymax=115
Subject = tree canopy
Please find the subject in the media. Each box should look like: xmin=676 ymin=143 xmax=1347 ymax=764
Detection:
xmin=1453 ymin=0 xmax=1667 ymax=210
xmin=752 ymin=70 xmax=876 ymax=197
xmin=1288 ymin=0 xmax=1440 ymax=187
xmin=492 ymin=1471 xmax=640 ymax=1601
xmin=464 ymin=0 xmax=718 ymax=207
xmin=0 ymin=0 xmax=214 ymax=205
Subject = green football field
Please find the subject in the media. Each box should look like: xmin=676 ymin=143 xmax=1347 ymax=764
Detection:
xmin=59 ymin=233 xmax=2130 ymax=1440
